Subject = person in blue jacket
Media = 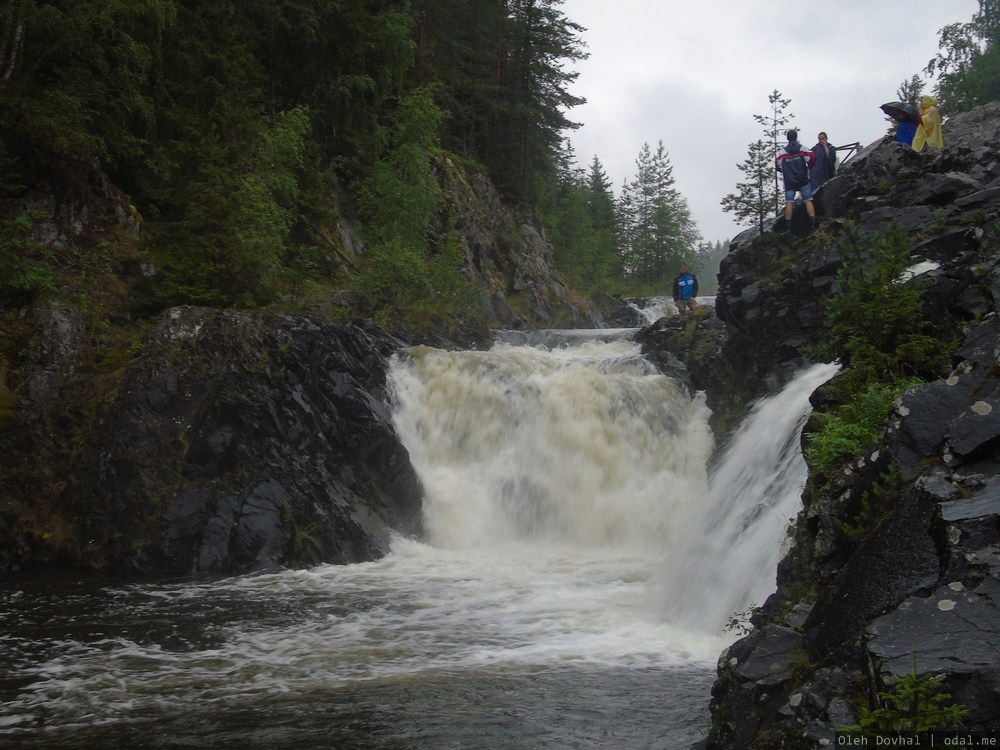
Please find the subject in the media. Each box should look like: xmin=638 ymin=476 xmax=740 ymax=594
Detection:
xmin=672 ymin=263 xmax=699 ymax=323
xmin=895 ymin=117 xmax=918 ymax=146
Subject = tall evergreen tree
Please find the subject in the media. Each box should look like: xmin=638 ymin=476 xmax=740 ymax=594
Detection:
xmin=545 ymin=148 xmax=621 ymax=289
xmin=886 ymin=74 xmax=926 ymax=134
xmin=896 ymin=73 xmax=926 ymax=107
xmin=721 ymin=139 xmax=774 ymax=233
xmin=620 ymin=141 xmax=699 ymax=287
xmin=582 ymin=155 xmax=621 ymax=284
xmin=586 ymin=156 xmax=617 ymax=235
xmin=722 ymin=91 xmax=794 ymax=232
xmin=253 ymin=0 xmax=416 ymax=174
xmin=753 ymin=89 xmax=794 ymax=218
xmin=488 ymin=0 xmax=587 ymax=199
xmin=406 ymin=0 xmax=586 ymax=201
xmin=409 ymin=0 xmax=506 ymax=157
xmin=0 ymin=0 xmax=176 ymax=176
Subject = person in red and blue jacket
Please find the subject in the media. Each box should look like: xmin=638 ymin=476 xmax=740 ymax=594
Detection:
xmin=776 ymin=130 xmax=817 ymax=228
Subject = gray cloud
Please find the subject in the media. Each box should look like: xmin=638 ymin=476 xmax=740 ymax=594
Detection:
xmin=564 ymin=0 xmax=979 ymax=242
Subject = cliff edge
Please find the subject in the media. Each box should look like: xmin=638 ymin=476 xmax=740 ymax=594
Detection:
xmin=698 ymin=102 xmax=1000 ymax=747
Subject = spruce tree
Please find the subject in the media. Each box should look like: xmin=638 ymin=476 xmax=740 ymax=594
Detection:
xmin=584 ymin=155 xmax=622 ymax=285
xmin=488 ymin=0 xmax=587 ymax=199
xmin=753 ymin=90 xmax=794 ymax=218
xmin=721 ymin=139 xmax=775 ymax=233
xmin=620 ymin=141 xmax=698 ymax=288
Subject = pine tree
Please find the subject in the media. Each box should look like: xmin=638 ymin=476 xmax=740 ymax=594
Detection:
xmin=490 ymin=0 xmax=587 ymax=199
xmin=583 ymin=155 xmax=621 ymax=283
xmin=753 ymin=90 xmax=794 ymax=218
xmin=546 ymin=150 xmax=621 ymax=289
xmin=896 ymin=73 xmax=926 ymax=107
xmin=885 ymin=74 xmax=926 ymax=134
xmin=721 ymin=139 xmax=775 ymax=233
xmin=620 ymin=141 xmax=699 ymax=288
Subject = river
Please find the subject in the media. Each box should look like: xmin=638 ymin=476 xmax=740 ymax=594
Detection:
xmin=0 ymin=327 xmax=836 ymax=749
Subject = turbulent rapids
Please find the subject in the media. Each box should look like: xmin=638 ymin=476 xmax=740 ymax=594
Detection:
xmin=0 ymin=329 xmax=835 ymax=749
xmin=390 ymin=336 xmax=715 ymax=553
xmin=390 ymin=336 xmax=837 ymax=634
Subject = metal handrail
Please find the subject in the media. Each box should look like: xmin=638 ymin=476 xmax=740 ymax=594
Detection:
xmin=833 ymin=141 xmax=862 ymax=164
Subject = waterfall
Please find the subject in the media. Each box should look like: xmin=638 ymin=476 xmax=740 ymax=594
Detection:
xmin=390 ymin=336 xmax=836 ymax=636
xmin=628 ymin=295 xmax=717 ymax=325
xmin=0 ymin=338 xmax=838 ymax=748
xmin=390 ymin=338 xmax=715 ymax=553
xmin=653 ymin=362 xmax=839 ymax=632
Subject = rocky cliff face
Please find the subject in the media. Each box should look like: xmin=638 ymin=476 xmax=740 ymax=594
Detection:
xmin=699 ymin=103 xmax=1000 ymax=747
xmin=432 ymin=155 xmax=599 ymax=330
xmin=86 ymin=308 xmax=423 ymax=575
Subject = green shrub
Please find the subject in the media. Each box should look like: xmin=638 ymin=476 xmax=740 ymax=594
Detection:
xmin=840 ymin=464 xmax=904 ymax=540
xmin=282 ymin=503 xmax=323 ymax=563
xmin=850 ymin=657 xmax=969 ymax=733
xmin=805 ymin=379 xmax=919 ymax=475
xmin=815 ymin=220 xmax=951 ymax=399
xmin=354 ymin=86 xmax=483 ymax=324
xmin=806 ymin=221 xmax=953 ymax=480
xmin=0 ymin=212 xmax=56 ymax=301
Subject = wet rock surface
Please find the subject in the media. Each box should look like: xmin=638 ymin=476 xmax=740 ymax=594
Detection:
xmin=86 ymin=307 xmax=423 ymax=575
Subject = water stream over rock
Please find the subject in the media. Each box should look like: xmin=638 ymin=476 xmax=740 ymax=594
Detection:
xmin=0 ymin=331 xmax=833 ymax=748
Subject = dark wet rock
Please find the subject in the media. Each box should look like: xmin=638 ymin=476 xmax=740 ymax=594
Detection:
xmin=21 ymin=301 xmax=84 ymax=419
xmin=731 ymin=625 xmax=804 ymax=686
xmin=941 ymin=480 xmax=1000 ymax=522
xmin=804 ymin=487 xmax=942 ymax=661
xmin=86 ymin=307 xmax=423 ymax=575
xmin=634 ymin=313 xmax=737 ymax=434
xmin=431 ymin=155 xmax=601 ymax=329
xmin=591 ymin=292 xmax=646 ymax=327
xmin=866 ymin=583 xmax=1000 ymax=676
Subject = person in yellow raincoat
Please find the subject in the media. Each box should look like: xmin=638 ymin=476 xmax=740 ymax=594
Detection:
xmin=912 ymin=95 xmax=944 ymax=152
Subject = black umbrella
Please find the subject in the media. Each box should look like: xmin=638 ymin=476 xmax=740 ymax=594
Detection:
xmin=880 ymin=101 xmax=919 ymax=122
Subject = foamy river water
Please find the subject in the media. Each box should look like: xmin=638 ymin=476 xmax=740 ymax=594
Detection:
xmin=0 ymin=332 xmax=835 ymax=748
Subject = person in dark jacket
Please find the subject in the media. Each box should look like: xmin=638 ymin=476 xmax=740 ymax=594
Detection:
xmin=776 ymin=130 xmax=817 ymax=228
xmin=672 ymin=263 xmax=699 ymax=323
xmin=810 ymin=132 xmax=837 ymax=190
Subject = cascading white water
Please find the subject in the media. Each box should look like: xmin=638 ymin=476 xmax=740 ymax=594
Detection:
xmin=390 ymin=339 xmax=715 ymax=553
xmin=0 ymin=333 xmax=837 ymax=749
xmin=630 ymin=296 xmax=679 ymax=324
xmin=390 ymin=339 xmax=835 ymax=637
xmin=653 ymin=362 xmax=839 ymax=632
xmin=628 ymin=295 xmax=717 ymax=325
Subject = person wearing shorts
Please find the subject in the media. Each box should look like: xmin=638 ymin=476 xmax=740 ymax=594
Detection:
xmin=776 ymin=129 xmax=817 ymax=228
xmin=672 ymin=263 xmax=699 ymax=323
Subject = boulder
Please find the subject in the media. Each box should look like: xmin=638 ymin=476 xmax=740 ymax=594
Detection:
xmin=86 ymin=306 xmax=423 ymax=575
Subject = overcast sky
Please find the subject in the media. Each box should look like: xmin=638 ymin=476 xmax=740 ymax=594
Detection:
xmin=561 ymin=0 xmax=979 ymax=244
